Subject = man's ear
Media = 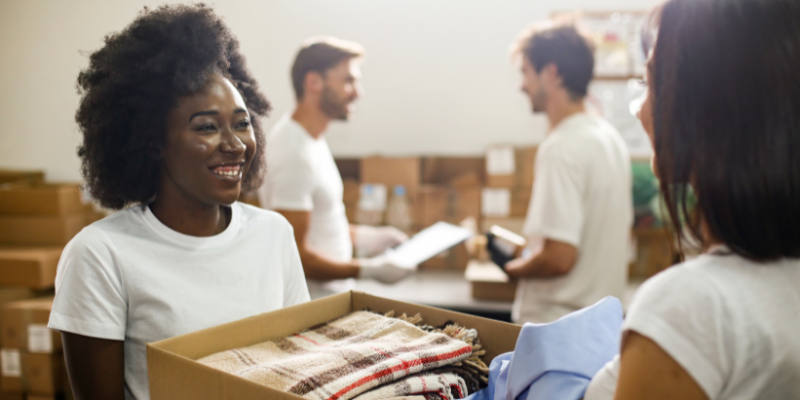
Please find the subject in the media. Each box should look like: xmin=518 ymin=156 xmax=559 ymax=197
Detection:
xmin=542 ymin=63 xmax=562 ymax=87
xmin=304 ymin=71 xmax=324 ymax=96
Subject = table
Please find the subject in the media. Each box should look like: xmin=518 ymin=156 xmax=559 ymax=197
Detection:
xmin=353 ymin=270 xmax=514 ymax=322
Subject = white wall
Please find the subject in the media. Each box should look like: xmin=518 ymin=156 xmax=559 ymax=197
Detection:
xmin=0 ymin=0 xmax=659 ymax=182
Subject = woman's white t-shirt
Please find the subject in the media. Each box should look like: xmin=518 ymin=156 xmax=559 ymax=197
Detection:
xmin=585 ymin=250 xmax=800 ymax=400
xmin=48 ymin=202 xmax=310 ymax=400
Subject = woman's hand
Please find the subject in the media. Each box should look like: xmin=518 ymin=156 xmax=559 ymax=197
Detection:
xmin=62 ymin=332 xmax=125 ymax=400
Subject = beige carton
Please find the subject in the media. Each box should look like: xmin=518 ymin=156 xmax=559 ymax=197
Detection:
xmin=148 ymin=291 xmax=521 ymax=400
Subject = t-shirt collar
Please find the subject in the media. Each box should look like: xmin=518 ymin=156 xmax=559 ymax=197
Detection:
xmin=141 ymin=202 xmax=240 ymax=249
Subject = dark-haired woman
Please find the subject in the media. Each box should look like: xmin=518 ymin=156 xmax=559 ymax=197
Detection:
xmin=47 ymin=5 xmax=309 ymax=400
xmin=584 ymin=0 xmax=800 ymax=399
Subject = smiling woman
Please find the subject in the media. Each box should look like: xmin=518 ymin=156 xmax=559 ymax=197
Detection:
xmin=47 ymin=4 xmax=311 ymax=400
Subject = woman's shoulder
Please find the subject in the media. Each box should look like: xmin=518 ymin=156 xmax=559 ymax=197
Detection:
xmin=67 ymin=206 xmax=145 ymax=250
xmin=235 ymin=202 xmax=294 ymax=233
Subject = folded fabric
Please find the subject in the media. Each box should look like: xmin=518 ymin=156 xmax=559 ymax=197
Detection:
xmin=197 ymin=311 xmax=479 ymax=400
xmin=354 ymin=372 xmax=468 ymax=400
xmin=464 ymin=296 xmax=623 ymax=400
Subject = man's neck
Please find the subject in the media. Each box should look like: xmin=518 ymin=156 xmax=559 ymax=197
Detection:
xmin=292 ymin=101 xmax=330 ymax=139
xmin=546 ymin=96 xmax=586 ymax=132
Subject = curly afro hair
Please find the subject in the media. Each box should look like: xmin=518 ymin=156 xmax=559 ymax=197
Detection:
xmin=76 ymin=4 xmax=271 ymax=210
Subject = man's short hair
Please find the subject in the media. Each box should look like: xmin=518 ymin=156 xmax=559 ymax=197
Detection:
xmin=291 ymin=36 xmax=364 ymax=100
xmin=514 ymin=22 xmax=596 ymax=99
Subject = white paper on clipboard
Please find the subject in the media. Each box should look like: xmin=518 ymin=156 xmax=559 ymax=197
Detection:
xmin=383 ymin=222 xmax=473 ymax=268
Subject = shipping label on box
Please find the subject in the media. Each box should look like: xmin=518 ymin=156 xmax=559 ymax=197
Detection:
xmin=481 ymin=188 xmax=511 ymax=217
xmin=1 ymin=349 xmax=21 ymax=378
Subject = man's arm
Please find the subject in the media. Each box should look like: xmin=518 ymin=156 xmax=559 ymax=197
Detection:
xmin=62 ymin=332 xmax=125 ymax=400
xmin=277 ymin=209 xmax=360 ymax=280
xmin=504 ymin=238 xmax=577 ymax=278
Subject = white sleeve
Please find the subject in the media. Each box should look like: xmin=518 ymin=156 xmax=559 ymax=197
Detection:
xmin=623 ymin=267 xmax=728 ymax=399
xmin=281 ymin=220 xmax=311 ymax=306
xmin=265 ymin=154 xmax=316 ymax=211
xmin=48 ymin=227 xmax=127 ymax=340
xmin=523 ymin=146 xmax=584 ymax=246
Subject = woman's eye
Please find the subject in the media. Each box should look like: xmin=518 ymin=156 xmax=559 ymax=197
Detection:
xmin=237 ymin=120 xmax=251 ymax=129
xmin=196 ymin=124 xmax=216 ymax=132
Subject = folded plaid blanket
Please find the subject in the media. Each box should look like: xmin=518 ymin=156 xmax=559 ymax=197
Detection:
xmin=198 ymin=311 xmax=481 ymax=400
xmin=353 ymin=372 xmax=468 ymax=400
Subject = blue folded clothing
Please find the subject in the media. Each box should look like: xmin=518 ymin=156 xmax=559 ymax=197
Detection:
xmin=466 ymin=296 xmax=623 ymax=400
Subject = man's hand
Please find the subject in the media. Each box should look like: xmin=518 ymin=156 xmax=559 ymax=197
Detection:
xmin=354 ymin=225 xmax=409 ymax=258
xmin=504 ymin=239 xmax=577 ymax=279
xmin=358 ymin=255 xmax=413 ymax=284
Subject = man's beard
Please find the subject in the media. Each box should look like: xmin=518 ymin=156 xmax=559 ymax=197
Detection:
xmin=530 ymin=87 xmax=546 ymax=113
xmin=320 ymin=86 xmax=351 ymax=121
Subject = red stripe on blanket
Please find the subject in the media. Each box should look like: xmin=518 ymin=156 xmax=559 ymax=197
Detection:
xmin=324 ymin=345 xmax=472 ymax=400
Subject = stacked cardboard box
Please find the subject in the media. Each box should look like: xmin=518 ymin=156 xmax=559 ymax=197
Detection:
xmin=0 ymin=178 xmax=87 ymax=399
xmin=0 ymin=183 xmax=98 ymax=247
xmin=0 ymin=298 xmax=67 ymax=399
xmin=482 ymin=146 xmax=537 ymax=220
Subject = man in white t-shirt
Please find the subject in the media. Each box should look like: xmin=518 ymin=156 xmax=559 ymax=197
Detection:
xmin=502 ymin=23 xmax=633 ymax=323
xmin=259 ymin=37 xmax=411 ymax=298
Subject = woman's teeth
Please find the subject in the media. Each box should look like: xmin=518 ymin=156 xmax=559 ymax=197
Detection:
xmin=213 ymin=165 xmax=241 ymax=177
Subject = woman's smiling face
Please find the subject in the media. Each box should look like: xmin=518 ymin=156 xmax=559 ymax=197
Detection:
xmin=160 ymin=73 xmax=256 ymax=206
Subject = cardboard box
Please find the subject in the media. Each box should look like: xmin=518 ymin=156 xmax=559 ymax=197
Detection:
xmin=360 ymin=157 xmax=420 ymax=196
xmin=21 ymin=353 xmax=63 ymax=396
xmin=334 ymin=158 xmax=361 ymax=181
xmin=0 ymin=348 xmax=22 ymax=393
xmin=465 ymin=261 xmax=518 ymax=302
xmin=0 ymin=215 xmax=86 ymax=246
xmin=0 ymin=393 xmax=24 ymax=400
xmin=413 ymin=185 xmax=450 ymax=230
xmin=630 ymin=228 xmax=675 ymax=279
xmin=3 ymin=298 xmax=61 ymax=354
xmin=418 ymin=243 xmax=470 ymax=271
xmin=0 ymin=171 xmax=44 ymax=186
xmin=147 ymin=291 xmax=521 ymax=400
xmin=0 ymin=248 xmax=61 ymax=290
xmin=510 ymin=187 xmax=532 ymax=218
xmin=0 ymin=184 xmax=89 ymax=217
xmin=515 ymin=147 xmax=538 ymax=188
xmin=421 ymin=157 xmax=485 ymax=185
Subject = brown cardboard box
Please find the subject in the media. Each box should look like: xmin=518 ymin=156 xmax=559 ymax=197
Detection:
xmin=342 ymin=179 xmax=360 ymax=223
xmin=0 ymin=184 xmax=89 ymax=217
xmin=147 ymin=291 xmax=521 ymax=400
xmin=510 ymin=187 xmax=532 ymax=218
xmin=0 ymin=393 xmax=24 ymax=400
xmin=21 ymin=353 xmax=63 ymax=396
xmin=0 ymin=215 xmax=86 ymax=246
xmin=418 ymin=243 xmax=470 ymax=271
xmin=0 ymin=171 xmax=44 ymax=186
xmin=515 ymin=146 xmax=538 ymax=187
xmin=630 ymin=228 xmax=676 ymax=279
xmin=0 ymin=248 xmax=61 ymax=290
xmin=465 ymin=261 xmax=517 ymax=302
xmin=334 ymin=158 xmax=360 ymax=181
xmin=413 ymin=186 xmax=450 ymax=230
xmin=0 ymin=348 xmax=23 ymax=392
xmin=3 ymin=298 xmax=61 ymax=354
xmin=360 ymin=157 xmax=421 ymax=196
xmin=421 ymin=157 xmax=485 ymax=185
